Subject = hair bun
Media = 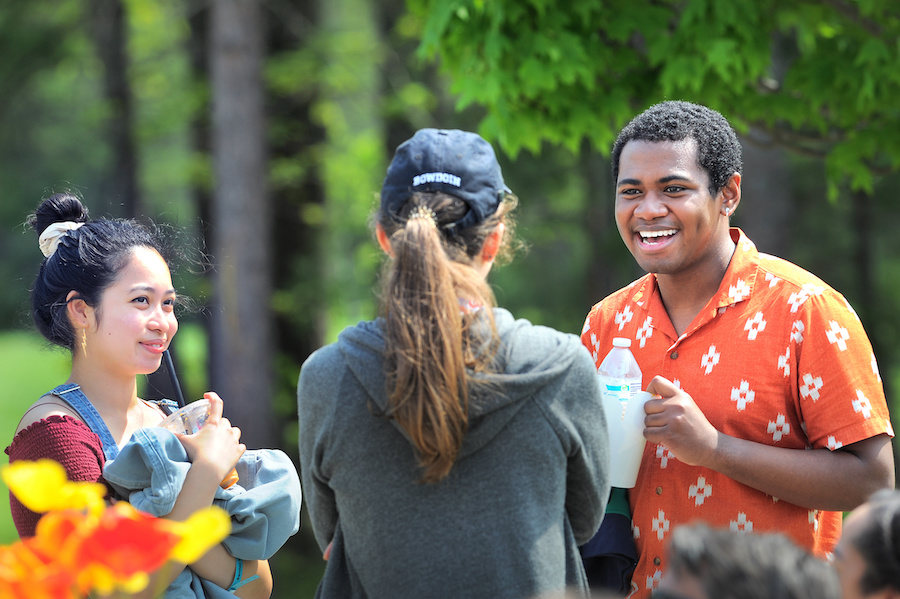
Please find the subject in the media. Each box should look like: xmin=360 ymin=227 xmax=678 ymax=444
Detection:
xmin=29 ymin=192 xmax=90 ymax=238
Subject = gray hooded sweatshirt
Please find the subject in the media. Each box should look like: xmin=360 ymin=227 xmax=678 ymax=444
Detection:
xmin=298 ymin=308 xmax=610 ymax=598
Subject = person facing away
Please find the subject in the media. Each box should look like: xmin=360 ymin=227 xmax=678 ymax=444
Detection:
xmin=580 ymin=100 xmax=895 ymax=598
xmin=5 ymin=193 xmax=272 ymax=598
xmin=297 ymin=128 xmax=611 ymax=599
xmin=652 ymin=523 xmax=840 ymax=599
xmin=834 ymin=488 xmax=900 ymax=599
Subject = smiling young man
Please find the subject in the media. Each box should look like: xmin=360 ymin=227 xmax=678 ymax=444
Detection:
xmin=581 ymin=101 xmax=895 ymax=598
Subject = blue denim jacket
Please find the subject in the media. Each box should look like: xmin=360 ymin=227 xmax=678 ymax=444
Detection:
xmin=103 ymin=427 xmax=302 ymax=559
xmin=104 ymin=428 xmax=302 ymax=598
xmin=51 ymin=384 xmax=302 ymax=598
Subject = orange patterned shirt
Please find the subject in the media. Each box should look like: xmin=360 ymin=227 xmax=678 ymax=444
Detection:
xmin=581 ymin=228 xmax=894 ymax=598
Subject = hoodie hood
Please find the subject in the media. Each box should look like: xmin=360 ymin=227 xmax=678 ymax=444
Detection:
xmin=336 ymin=307 xmax=589 ymax=457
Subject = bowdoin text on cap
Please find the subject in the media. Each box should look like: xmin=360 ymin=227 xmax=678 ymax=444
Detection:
xmin=381 ymin=128 xmax=511 ymax=235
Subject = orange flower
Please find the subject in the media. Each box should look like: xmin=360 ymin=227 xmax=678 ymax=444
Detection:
xmin=0 ymin=540 xmax=78 ymax=599
xmin=73 ymin=502 xmax=180 ymax=594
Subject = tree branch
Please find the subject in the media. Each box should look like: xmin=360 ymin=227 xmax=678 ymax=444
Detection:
xmin=805 ymin=0 xmax=882 ymax=37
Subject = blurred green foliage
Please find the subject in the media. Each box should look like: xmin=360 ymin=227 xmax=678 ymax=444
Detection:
xmin=411 ymin=0 xmax=900 ymax=198
xmin=2 ymin=1 xmax=900 ymax=595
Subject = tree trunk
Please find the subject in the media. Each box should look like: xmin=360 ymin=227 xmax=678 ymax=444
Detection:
xmin=851 ymin=189 xmax=874 ymax=310
xmin=580 ymin=143 xmax=641 ymax=308
xmin=208 ymin=0 xmax=273 ymax=447
xmin=84 ymin=0 xmax=141 ymax=218
xmin=85 ymin=0 xmax=178 ymax=401
xmin=850 ymin=189 xmax=898 ymax=475
xmin=737 ymin=128 xmax=793 ymax=258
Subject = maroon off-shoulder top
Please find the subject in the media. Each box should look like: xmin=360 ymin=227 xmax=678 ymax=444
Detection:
xmin=5 ymin=415 xmax=108 ymax=538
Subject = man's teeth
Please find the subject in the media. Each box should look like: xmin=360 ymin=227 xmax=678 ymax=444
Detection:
xmin=640 ymin=230 xmax=676 ymax=239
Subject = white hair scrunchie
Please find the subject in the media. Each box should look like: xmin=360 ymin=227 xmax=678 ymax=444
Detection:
xmin=39 ymin=221 xmax=84 ymax=258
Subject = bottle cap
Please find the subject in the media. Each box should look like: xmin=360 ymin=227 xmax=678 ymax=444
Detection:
xmin=612 ymin=337 xmax=632 ymax=348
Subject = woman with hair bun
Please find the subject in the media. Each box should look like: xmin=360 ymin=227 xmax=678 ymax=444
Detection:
xmin=6 ymin=192 xmax=273 ymax=598
xmin=298 ymin=129 xmax=611 ymax=598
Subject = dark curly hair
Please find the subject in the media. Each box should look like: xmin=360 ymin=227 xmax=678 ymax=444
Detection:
xmin=611 ymin=100 xmax=743 ymax=195
xmin=27 ymin=192 xmax=174 ymax=352
xmin=852 ymin=489 xmax=900 ymax=594
xmin=663 ymin=523 xmax=840 ymax=599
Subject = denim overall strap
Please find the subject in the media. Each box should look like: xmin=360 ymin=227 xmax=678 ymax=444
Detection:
xmin=50 ymin=383 xmax=120 ymax=461
xmin=154 ymin=398 xmax=177 ymax=416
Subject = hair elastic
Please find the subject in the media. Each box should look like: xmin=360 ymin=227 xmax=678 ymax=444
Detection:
xmin=39 ymin=221 xmax=84 ymax=257
xmin=407 ymin=205 xmax=438 ymax=228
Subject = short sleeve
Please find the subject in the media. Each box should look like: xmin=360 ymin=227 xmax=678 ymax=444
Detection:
xmin=794 ymin=290 xmax=893 ymax=449
xmin=6 ymin=415 xmax=107 ymax=537
xmin=581 ymin=301 xmax=604 ymax=365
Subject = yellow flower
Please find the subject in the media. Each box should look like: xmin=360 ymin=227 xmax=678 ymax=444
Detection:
xmin=166 ymin=506 xmax=232 ymax=563
xmin=1 ymin=459 xmax=105 ymax=515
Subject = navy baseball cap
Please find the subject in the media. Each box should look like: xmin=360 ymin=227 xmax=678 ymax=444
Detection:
xmin=381 ymin=128 xmax=511 ymax=235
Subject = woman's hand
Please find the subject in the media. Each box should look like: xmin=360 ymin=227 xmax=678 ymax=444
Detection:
xmin=148 ymin=393 xmax=249 ymax=594
xmin=176 ymin=392 xmax=245 ymax=482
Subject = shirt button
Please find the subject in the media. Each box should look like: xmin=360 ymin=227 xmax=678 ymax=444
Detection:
xmin=656 ymin=487 xmax=663 ymax=495
xmin=670 ymin=351 xmax=678 ymax=359
xmin=654 ymin=557 xmax=662 ymax=566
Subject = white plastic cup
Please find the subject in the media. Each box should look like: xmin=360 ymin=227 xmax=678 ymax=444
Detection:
xmin=602 ymin=390 xmax=652 ymax=488
xmin=157 ymin=399 xmax=239 ymax=488
xmin=157 ymin=399 xmax=211 ymax=435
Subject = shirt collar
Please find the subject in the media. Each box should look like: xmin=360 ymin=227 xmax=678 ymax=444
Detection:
xmin=713 ymin=228 xmax=759 ymax=309
xmin=631 ymin=227 xmax=759 ymax=312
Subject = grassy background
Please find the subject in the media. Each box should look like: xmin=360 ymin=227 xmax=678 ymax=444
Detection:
xmin=0 ymin=329 xmax=324 ymax=597
xmin=0 ymin=330 xmax=71 ymax=543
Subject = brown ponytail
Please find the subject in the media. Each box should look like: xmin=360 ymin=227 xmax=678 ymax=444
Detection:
xmin=378 ymin=191 xmax=518 ymax=482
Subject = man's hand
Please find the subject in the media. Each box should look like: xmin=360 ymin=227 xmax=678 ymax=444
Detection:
xmin=642 ymin=375 xmax=720 ymax=467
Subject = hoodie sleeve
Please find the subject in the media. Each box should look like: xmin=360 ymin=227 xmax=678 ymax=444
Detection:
xmin=297 ymin=345 xmax=341 ymax=552
xmin=567 ymin=344 xmax=611 ymax=544
xmin=539 ymin=336 xmax=611 ymax=545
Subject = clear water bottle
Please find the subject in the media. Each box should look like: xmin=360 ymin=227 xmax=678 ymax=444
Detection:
xmin=597 ymin=337 xmax=642 ymax=406
xmin=598 ymin=337 xmax=648 ymax=488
